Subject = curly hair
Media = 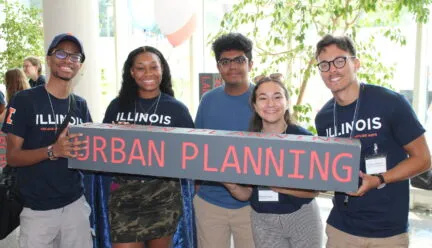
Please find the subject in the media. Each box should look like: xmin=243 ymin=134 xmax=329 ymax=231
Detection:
xmin=118 ymin=46 xmax=174 ymax=110
xmin=249 ymin=76 xmax=292 ymax=132
xmin=212 ymin=33 xmax=253 ymax=62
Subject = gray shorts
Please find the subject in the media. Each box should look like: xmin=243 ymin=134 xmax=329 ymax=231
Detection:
xmin=19 ymin=196 xmax=92 ymax=248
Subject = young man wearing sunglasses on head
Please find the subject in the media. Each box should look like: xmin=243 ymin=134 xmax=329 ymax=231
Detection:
xmin=2 ymin=33 xmax=93 ymax=248
xmin=314 ymin=34 xmax=431 ymax=248
xmin=194 ymin=32 xmax=255 ymax=248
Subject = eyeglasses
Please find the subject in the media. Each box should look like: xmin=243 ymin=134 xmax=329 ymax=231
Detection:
xmin=50 ymin=50 xmax=83 ymax=63
xmin=253 ymin=73 xmax=284 ymax=83
xmin=217 ymin=56 xmax=248 ymax=68
xmin=316 ymin=56 xmax=356 ymax=72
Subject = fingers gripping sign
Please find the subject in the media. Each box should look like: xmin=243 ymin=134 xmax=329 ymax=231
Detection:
xmin=51 ymin=126 xmax=88 ymax=159
xmin=347 ymin=171 xmax=381 ymax=197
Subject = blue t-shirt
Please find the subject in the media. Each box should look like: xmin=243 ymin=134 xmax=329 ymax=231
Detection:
xmin=195 ymin=85 xmax=254 ymax=209
xmin=250 ymin=124 xmax=314 ymax=214
xmin=1 ymin=85 xmax=92 ymax=210
xmin=103 ymin=93 xmax=195 ymax=181
xmin=315 ymin=83 xmax=425 ymax=238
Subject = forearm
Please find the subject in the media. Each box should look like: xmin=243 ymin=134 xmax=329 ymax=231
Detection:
xmin=378 ymin=134 xmax=430 ymax=184
xmin=7 ymin=146 xmax=49 ymax=167
xmin=382 ymin=155 xmax=431 ymax=184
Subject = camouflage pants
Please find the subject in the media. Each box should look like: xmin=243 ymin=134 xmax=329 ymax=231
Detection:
xmin=109 ymin=178 xmax=182 ymax=243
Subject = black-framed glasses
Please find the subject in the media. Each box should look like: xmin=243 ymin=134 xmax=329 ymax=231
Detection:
xmin=316 ymin=56 xmax=356 ymax=72
xmin=51 ymin=50 xmax=83 ymax=63
xmin=217 ymin=56 xmax=248 ymax=68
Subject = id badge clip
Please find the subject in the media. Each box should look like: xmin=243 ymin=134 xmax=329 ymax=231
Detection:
xmin=365 ymin=143 xmax=386 ymax=189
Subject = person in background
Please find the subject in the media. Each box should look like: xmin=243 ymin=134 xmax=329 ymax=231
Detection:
xmin=224 ymin=76 xmax=322 ymax=248
xmin=0 ymin=68 xmax=30 ymax=122
xmin=23 ymin=56 xmax=46 ymax=87
xmin=103 ymin=45 xmax=195 ymax=248
xmin=194 ymin=32 xmax=255 ymax=248
xmin=314 ymin=34 xmax=431 ymax=248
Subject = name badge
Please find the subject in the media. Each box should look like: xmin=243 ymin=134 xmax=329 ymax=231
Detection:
xmin=258 ymin=187 xmax=279 ymax=202
xmin=365 ymin=156 xmax=386 ymax=175
xmin=365 ymin=155 xmax=387 ymax=189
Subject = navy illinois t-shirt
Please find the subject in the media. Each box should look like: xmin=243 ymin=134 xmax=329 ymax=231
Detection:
xmin=2 ymin=85 xmax=92 ymax=210
xmin=315 ymin=83 xmax=425 ymax=238
xmin=103 ymin=93 xmax=194 ymax=181
xmin=249 ymin=124 xmax=314 ymax=214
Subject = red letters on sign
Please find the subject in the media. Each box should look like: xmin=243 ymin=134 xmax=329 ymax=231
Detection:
xmin=309 ymin=151 xmax=329 ymax=181
xmin=93 ymin=136 xmax=107 ymax=163
xmin=76 ymin=133 xmax=356 ymax=188
xmin=182 ymin=142 xmax=198 ymax=170
xmin=221 ymin=146 xmax=241 ymax=174
xmin=243 ymin=146 xmax=262 ymax=175
xmin=111 ymin=137 xmax=126 ymax=163
xmin=287 ymin=150 xmax=305 ymax=179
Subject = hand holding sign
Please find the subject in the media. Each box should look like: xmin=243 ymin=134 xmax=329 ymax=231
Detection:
xmin=347 ymin=171 xmax=382 ymax=197
xmin=53 ymin=127 xmax=87 ymax=159
xmin=222 ymin=182 xmax=252 ymax=202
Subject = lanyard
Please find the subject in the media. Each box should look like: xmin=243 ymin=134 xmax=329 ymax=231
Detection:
xmin=332 ymin=83 xmax=364 ymax=205
xmin=333 ymin=83 xmax=364 ymax=138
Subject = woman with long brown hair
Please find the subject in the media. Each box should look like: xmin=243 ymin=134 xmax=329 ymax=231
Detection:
xmin=0 ymin=68 xmax=30 ymax=122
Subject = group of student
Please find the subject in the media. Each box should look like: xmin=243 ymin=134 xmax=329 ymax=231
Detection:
xmin=0 ymin=30 xmax=430 ymax=248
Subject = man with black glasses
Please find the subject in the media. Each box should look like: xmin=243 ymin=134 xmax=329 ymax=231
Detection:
xmin=194 ymin=32 xmax=255 ymax=248
xmin=2 ymin=33 xmax=92 ymax=248
xmin=314 ymin=34 xmax=431 ymax=247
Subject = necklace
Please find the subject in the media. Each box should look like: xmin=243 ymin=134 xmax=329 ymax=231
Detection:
xmin=333 ymin=83 xmax=364 ymax=138
xmin=133 ymin=93 xmax=161 ymax=125
xmin=45 ymin=87 xmax=70 ymax=134
xmin=332 ymin=83 xmax=364 ymax=206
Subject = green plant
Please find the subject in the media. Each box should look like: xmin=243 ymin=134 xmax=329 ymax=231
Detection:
xmin=0 ymin=0 xmax=44 ymax=79
xmin=209 ymin=0 xmax=431 ymax=128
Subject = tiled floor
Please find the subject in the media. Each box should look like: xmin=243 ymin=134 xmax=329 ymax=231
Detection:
xmin=2 ymin=195 xmax=432 ymax=248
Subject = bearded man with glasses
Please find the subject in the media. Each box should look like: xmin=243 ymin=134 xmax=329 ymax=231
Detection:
xmin=2 ymin=33 xmax=93 ymax=248
xmin=314 ymin=34 xmax=431 ymax=248
xmin=194 ymin=32 xmax=255 ymax=248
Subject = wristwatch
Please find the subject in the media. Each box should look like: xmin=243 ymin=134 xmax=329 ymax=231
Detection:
xmin=47 ymin=145 xmax=58 ymax=160
xmin=372 ymin=173 xmax=385 ymax=185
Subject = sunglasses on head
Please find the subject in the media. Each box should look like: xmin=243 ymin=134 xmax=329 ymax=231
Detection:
xmin=253 ymin=73 xmax=284 ymax=83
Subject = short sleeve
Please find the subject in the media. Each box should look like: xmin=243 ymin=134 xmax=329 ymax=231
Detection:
xmin=390 ymin=94 xmax=425 ymax=146
xmin=1 ymin=93 xmax=30 ymax=138
xmin=194 ymin=96 xmax=207 ymax=129
xmin=103 ymin=99 xmax=118 ymax=124
xmin=82 ymin=99 xmax=93 ymax=123
xmin=176 ymin=104 xmax=194 ymax=128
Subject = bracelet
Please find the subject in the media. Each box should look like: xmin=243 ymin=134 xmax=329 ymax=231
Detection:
xmin=47 ymin=145 xmax=58 ymax=160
